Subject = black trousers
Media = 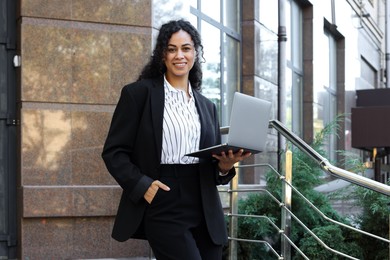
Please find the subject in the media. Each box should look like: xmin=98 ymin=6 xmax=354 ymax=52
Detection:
xmin=144 ymin=164 xmax=222 ymax=260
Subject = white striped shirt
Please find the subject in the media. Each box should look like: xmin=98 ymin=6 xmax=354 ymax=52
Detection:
xmin=161 ymin=76 xmax=201 ymax=164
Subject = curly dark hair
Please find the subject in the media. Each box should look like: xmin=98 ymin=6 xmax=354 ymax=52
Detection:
xmin=137 ymin=19 xmax=204 ymax=90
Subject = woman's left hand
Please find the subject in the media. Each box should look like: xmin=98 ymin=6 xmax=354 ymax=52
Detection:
xmin=212 ymin=149 xmax=252 ymax=174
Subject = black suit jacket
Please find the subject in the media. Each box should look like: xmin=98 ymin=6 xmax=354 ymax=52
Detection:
xmin=102 ymin=77 xmax=235 ymax=244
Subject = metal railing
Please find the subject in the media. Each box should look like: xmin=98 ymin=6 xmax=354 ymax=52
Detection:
xmin=269 ymin=120 xmax=390 ymax=196
xmin=222 ymin=120 xmax=390 ymax=260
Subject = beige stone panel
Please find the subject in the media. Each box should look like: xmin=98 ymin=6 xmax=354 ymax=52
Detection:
xmin=70 ymin=110 xmax=115 ymax=185
xmin=110 ymin=31 xmax=151 ymax=103
xmin=72 ymin=186 xmax=119 ymax=216
xmin=21 ymin=218 xmax=73 ymax=259
xmin=21 ymin=107 xmax=118 ymax=185
xmin=21 ymin=18 xmax=151 ymax=104
xmin=71 ymin=111 xmax=111 ymax=150
xmin=71 ymin=147 xmax=116 ymax=185
xmin=21 ymin=22 xmax=73 ymax=102
xmin=21 ymin=217 xmax=149 ymax=259
xmin=22 ymin=186 xmax=74 ymax=217
xmin=71 ymin=217 xmax=113 ymax=257
xmin=21 ymin=109 xmax=73 ymax=185
xmin=21 ymin=0 xmax=151 ymax=26
xmin=71 ymin=26 xmax=152 ymax=104
xmin=22 ymin=155 xmax=72 ymax=186
xmin=21 ymin=0 xmax=72 ymax=19
xmin=71 ymin=28 xmax=111 ymax=104
xmin=72 ymin=0 xmax=151 ymax=26
xmin=22 ymin=186 xmax=121 ymax=217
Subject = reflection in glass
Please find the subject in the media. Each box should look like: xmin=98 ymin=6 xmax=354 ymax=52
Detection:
xmin=201 ymin=0 xmax=220 ymax=22
xmin=292 ymin=73 xmax=303 ymax=134
xmin=224 ymin=0 xmax=239 ymax=32
xmin=190 ymin=0 xmax=240 ymax=127
xmin=201 ymin=21 xmax=221 ymax=115
xmin=259 ymin=0 xmax=278 ymax=33
xmin=152 ymin=0 xmax=191 ymax=28
xmin=314 ymin=31 xmax=337 ymax=162
xmin=291 ymin=1 xmax=302 ymax=70
xmin=188 ymin=14 xmax=197 ymax=28
xmin=313 ymin=103 xmax=324 ymax=136
xmin=285 ymin=0 xmax=303 ymax=135
xmin=258 ymin=27 xmax=278 ymax=84
xmin=222 ymin=34 xmax=240 ymax=125
xmin=189 ymin=0 xmax=197 ymax=8
xmin=286 ymin=0 xmax=292 ymax=62
xmin=286 ymin=68 xmax=292 ymax=129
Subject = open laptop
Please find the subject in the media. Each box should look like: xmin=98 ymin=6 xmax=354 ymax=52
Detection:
xmin=185 ymin=92 xmax=271 ymax=158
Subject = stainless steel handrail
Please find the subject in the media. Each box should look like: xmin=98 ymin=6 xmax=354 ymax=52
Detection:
xmin=227 ymin=187 xmax=360 ymax=260
xmin=235 ymin=164 xmax=390 ymax=244
xmin=221 ymin=120 xmax=389 ymax=259
xmin=269 ymin=120 xmax=390 ymax=196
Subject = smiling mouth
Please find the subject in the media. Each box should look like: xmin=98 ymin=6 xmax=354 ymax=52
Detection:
xmin=174 ymin=62 xmax=186 ymax=67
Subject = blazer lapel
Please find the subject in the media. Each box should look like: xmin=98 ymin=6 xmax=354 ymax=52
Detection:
xmin=150 ymin=77 xmax=165 ymax=161
xmin=193 ymin=90 xmax=208 ymax=149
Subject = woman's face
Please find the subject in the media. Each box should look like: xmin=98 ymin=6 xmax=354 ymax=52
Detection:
xmin=164 ymin=30 xmax=196 ymax=82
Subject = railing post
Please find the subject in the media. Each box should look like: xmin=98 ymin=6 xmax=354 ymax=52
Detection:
xmin=229 ymin=164 xmax=239 ymax=260
xmin=282 ymin=148 xmax=292 ymax=259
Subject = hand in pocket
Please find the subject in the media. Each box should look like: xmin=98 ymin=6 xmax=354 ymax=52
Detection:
xmin=144 ymin=180 xmax=170 ymax=204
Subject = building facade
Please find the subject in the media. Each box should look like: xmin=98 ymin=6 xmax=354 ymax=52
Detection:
xmin=0 ymin=0 xmax=387 ymax=258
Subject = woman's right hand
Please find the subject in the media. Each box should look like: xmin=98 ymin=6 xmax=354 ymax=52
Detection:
xmin=144 ymin=180 xmax=171 ymax=204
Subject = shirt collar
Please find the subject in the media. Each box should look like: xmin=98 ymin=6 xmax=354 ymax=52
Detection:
xmin=164 ymin=75 xmax=194 ymax=99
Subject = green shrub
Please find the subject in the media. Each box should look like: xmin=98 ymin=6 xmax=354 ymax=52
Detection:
xmin=354 ymin=186 xmax=389 ymax=260
xmin=231 ymin=116 xmax=367 ymax=259
xmin=297 ymin=224 xmax=363 ymax=259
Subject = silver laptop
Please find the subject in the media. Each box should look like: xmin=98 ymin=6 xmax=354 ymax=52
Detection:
xmin=186 ymin=92 xmax=271 ymax=158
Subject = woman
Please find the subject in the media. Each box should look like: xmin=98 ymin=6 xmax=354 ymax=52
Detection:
xmin=102 ymin=19 xmax=251 ymax=260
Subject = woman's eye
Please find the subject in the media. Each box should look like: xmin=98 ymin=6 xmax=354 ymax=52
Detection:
xmin=167 ymin=48 xmax=176 ymax=53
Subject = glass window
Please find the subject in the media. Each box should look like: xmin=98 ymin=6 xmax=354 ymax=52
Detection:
xmin=201 ymin=21 xmax=221 ymax=110
xmin=292 ymin=72 xmax=303 ymax=134
xmin=222 ymin=34 xmax=240 ymax=123
xmin=224 ymin=0 xmax=240 ymax=32
xmin=187 ymin=14 xmax=198 ymax=27
xmin=291 ymin=1 xmax=303 ymax=69
xmin=152 ymin=0 xmax=192 ymax=28
xmin=328 ymin=34 xmax=337 ymax=92
xmin=319 ymin=0 xmax=333 ymax=24
xmin=189 ymin=0 xmax=197 ymax=8
xmin=314 ymin=30 xmax=337 ymax=162
xmin=152 ymin=1 xmax=240 ymax=126
xmin=259 ymin=0 xmax=278 ymax=33
xmin=258 ymin=26 xmax=278 ymax=84
xmin=191 ymin=0 xmax=241 ymax=126
xmin=286 ymin=1 xmax=292 ymax=63
xmin=286 ymin=0 xmax=303 ymax=134
xmin=201 ymin=0 xmax=221 ymax=22
xmin=286 ymin=68 xmax=293 ymax=127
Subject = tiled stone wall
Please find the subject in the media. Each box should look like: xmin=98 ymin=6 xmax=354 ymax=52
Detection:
xmin=18 ymin=0 xmax=152 ymax=258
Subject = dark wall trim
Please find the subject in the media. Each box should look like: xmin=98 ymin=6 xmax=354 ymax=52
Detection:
xmin=0 ymin=0 xmax=18 ymax=258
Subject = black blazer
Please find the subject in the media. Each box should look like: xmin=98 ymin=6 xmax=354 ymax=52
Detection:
xmin=102 ymin=77 xmax=235 ymax=245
